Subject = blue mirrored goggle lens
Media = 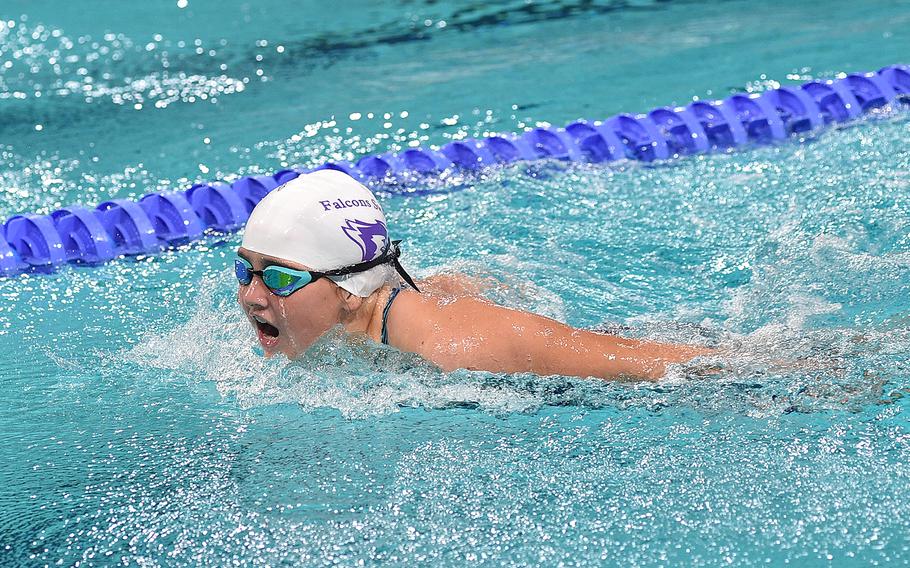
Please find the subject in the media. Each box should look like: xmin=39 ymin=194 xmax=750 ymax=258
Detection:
xmin=235 ymin=257 xmax=317 ymax=297
xmin=262 ymin=267 xmax=314 ymax=297
xmin=234 ymin=258 xmax=253 ymax=285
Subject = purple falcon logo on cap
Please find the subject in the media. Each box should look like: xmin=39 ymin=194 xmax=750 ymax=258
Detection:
xmin=341 ymin=219 xmax=388 ymax=262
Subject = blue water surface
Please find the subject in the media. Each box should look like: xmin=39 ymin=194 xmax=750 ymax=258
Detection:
xmin=1 ymin=0 xmax=910 ymax=566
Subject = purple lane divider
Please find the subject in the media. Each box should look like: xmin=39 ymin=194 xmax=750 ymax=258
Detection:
xmin=803 ymin=80 xmax=858 ymax=123
xmin=879 ymin=65 xmax=910 ymax=97
xmin=4 ymin=215 xmax=66 ymax=268
xmin=727 ymin=93 xmax=787 ymax=142
xmin=0 ymin=233 xmax=23 ymax=275
xmin=140 ymin=192 xmax=205 ymax=243
xmin=51 ymin=206 xmax=116 ymax=263
xmin=844 ymin=72 xmax=896 ymax=111
xmin=604 ymin=114 xmax=670 ymax=161
xmin=1 ymin=64 xmax=907 ymax=276
xmin=399 ymin=148 xmax=454 ymax=174
xmin=760 ymin=87 xmax=823 ymax=134
xmin=186 ymin=182 xmax=248 ymax=232
xmin=95 ymin=200 xmax=160 ymax=255
xmin=441 ymin=139 xmax=496 ymax=169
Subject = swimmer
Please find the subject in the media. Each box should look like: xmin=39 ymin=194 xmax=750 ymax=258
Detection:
xmin=235 ymin=169 xmax=715 ymax=381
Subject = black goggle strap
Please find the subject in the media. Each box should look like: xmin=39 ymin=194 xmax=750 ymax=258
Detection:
xmin=321 ymin=240 xmax=421 ymax=293
xmin=389 ymin=241 xmax=421 ymax=293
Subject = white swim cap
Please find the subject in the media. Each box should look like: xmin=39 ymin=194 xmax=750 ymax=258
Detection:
xmin=241 ymin=169 xmax=417 ymax=297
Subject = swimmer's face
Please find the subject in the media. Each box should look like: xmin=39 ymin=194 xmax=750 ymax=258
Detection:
xmin=236 ymin=247 xmax=344 ymax=358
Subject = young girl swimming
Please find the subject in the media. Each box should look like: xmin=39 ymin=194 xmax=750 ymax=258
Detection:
xmin=235 ymin=169 xmax=714 ymax=381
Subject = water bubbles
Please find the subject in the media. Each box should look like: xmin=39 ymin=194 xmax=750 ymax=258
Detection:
xmin=0 ymin=19 xmax=254 ymax=110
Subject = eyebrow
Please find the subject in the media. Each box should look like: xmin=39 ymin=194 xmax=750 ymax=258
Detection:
xmin=236 ymin=250 xmax=257 ymax=269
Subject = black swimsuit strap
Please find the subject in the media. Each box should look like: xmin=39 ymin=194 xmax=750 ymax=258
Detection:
xmin=381 ymin=286 xmax=404 ymax=345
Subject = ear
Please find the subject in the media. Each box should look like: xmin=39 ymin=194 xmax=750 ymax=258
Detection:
xmin=334 ymin=285 xmax=364 ymax=312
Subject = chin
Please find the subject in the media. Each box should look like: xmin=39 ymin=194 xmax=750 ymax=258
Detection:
xmin=278 ymin=346 xmax=299 ymax=359
xmin=255 ymin=322 xmax=330 ymax=360
xmin=283 ymin=331 xmax=329 ymax=360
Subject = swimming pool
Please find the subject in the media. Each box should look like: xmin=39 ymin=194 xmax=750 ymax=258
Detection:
xmin=2 ymin=0 xmax=910 ymax=565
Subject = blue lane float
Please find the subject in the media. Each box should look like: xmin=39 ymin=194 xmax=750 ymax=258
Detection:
xmin=2 ymin=64 xmax=909 ymax=277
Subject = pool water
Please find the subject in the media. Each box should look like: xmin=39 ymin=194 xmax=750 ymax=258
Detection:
xmin=2 ymin=0 xmax=910 ymax=565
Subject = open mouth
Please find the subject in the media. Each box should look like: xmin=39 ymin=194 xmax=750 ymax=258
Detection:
xmin=257 ymin=320 xmax=279 ymax=337
xmin=251 ymin=315 xmax=280 ymax=348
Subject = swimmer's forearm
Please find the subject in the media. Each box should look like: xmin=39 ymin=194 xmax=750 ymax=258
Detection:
xmin=591 ymin=336 xmax=715 ymax=381
xmin=535 ymin=328 xmax=713 ymax=381
xmin=497 ymin=306 xmax=713 ymax=381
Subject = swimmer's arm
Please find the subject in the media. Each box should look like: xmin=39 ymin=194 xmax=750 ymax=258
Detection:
xmin=519 ymin=315 xmax=714 ymax=381
xmin=397 ymin=295 xmax=713 ymax=381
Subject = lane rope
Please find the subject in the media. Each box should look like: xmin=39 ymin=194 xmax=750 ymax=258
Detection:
xmin=2 ymin=65 xmax=908 ymax=276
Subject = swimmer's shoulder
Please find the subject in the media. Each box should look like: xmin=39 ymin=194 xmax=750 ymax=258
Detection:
xmin=385 ymin=288 xmax=463 ymax=344
xmin=385 ymin=287 xmax=458 ymax=345
xmin=384 ymin=289 xmax=528 ymax=371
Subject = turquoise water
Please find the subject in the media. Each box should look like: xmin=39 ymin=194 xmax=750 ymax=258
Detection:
xmin=2 ymin=0 xmax=910 ymax=565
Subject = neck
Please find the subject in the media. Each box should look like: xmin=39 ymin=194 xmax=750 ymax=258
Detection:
xmin=340 ymin=285 xmax=391 ymax=342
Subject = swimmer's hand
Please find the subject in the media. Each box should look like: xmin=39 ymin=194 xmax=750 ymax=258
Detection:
xmin=678 ymin=348 xmax=850 ymax=380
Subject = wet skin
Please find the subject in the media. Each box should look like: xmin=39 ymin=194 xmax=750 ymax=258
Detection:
xmin=236 ymin=248 xmax=385 ymax=358
xmin=237 ymin=247 xmax=715 ymax=381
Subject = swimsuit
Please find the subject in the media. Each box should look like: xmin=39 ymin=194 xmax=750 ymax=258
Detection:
xmin=380 ymin=286 xmax=404 ymax=345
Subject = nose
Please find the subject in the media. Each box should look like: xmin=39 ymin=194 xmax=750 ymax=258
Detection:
xmin=238 ymin=274 xmax=270 ymax=310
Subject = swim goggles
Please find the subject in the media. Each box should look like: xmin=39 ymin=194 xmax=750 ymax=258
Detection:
xmin=235 ymin=240 xmax=420 ymax=297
